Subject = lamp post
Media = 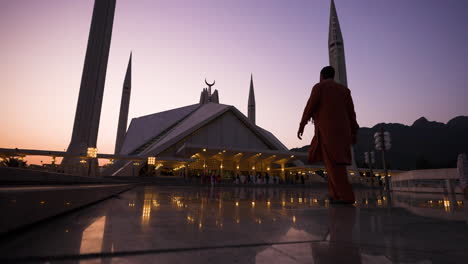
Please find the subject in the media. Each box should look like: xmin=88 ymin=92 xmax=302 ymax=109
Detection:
xmin=148 ymin=156 xmax=156 ymax=177
xmin=86 ymin=147 xmax=98 ymax=177
xmin=364 ymin=151 xmax=375 ymax=186
xmin=374 ymin=127 xmax=391 ymax=191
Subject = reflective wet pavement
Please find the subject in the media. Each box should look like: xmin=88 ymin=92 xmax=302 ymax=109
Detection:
xmin=0 ymin=186 xmax=467 ymax=263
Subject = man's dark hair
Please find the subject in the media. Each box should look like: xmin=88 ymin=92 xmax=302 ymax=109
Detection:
xmin=320 ymin=66 xmax=335 ymax=80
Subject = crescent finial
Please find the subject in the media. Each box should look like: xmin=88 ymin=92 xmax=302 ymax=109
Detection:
xmin=205 ymin=78 xmax=215 ymax=87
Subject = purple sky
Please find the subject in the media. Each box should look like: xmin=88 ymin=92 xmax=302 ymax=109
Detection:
xmin=1 ymin=0 xmax=467 ymax=161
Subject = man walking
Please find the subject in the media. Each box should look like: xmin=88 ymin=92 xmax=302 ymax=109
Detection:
xmin=298 ymin=66 xmax=359 ymax=204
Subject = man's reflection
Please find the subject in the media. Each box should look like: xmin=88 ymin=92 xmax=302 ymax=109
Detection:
xmin=312 ymin=206 xmax=362 ymax=263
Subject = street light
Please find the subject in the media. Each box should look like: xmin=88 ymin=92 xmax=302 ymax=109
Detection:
xmin=364 ymin=151 xmax=376 ymax=187
xmin=87 ymin=147 xmax=97 ymax=158
xmin=147 ymin=157 xmax=156 ymax=177
xmin=148 ymin=157 xmax=156 ymax=165
xmin=374 ymin=128 xmax=391 ymax=191
xmin=86 ymin=147 xmax=97 ymax=176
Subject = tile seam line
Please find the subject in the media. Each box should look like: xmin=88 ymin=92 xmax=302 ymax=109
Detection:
xmin=0 ymin=239 xmax=460 ymax=262
xmin=0 ymin=239 xmax=324 ymax=262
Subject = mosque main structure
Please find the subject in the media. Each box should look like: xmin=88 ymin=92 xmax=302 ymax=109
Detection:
xmin=62 ymin=0 xmax=353 ymax=180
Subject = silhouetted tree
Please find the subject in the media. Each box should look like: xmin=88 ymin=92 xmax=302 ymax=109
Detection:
xmin=0 ymin=157 xmax=27 ymax=168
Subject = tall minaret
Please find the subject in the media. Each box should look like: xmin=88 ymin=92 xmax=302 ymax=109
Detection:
xmin=248 ymin=74 xmax=256 ymax=125
xmin=114 ymin=53 xmax=132 ymax=154
xmin=62 ymin=0 xmax=116 ymax=171
xmin=328 ymin=0 xmax=347 ymax=87
xmin=329 ymin=0 xmax=357 ymax=169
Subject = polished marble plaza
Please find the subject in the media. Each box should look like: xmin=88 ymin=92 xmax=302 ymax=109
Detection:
xmin=0 ymin=186 xmax=467 ymax=263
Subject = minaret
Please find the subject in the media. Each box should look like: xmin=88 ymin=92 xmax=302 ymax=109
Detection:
xmin=62 ymin=0 xmax=116 ymax=172
xmin=328 ymin=0 xmax=347 ymax=87
xmin=114 ymin=53 xmax=132 ymax=154
xmin=248 ymin=74 xmax=256 ymax=125
xmin=329 ymin=0 xmax=357 ymax=169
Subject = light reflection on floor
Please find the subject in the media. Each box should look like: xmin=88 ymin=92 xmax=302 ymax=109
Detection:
xmin=0 ymin=186 xmax=467 ymax=264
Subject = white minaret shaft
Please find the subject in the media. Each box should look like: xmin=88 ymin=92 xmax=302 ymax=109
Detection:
xmin=248 ymin=74 xmax=256 ymax=125
xmin=328 ymin=0 xmax=347 ymax=87
xmin=328 ymin=0 xmax=357 ymax=169
xmin=63 ymin=0 xmax=116 ymax=168
xmin=114 ymin=53 xmax=132 ymax=154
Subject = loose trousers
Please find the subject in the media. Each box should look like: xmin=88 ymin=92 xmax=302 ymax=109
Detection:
xmin=322 ymin=146 xmax=356 ymax=202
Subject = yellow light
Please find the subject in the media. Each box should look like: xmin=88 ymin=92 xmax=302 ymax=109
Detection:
xmin=86 ymin=147 xmax=98 ymax=158
xmin=292 ymin=216 xmax=296 ymax=223
xmin=223 ymin=150 xmax=226 ymax=153
xmin=235 ymin=201 xmax=239 ymax=207
xmin=290 ymin=155 xmax=295 ymax=158
xmin=267 ymin=201 xmax=271 ymax=207
xmin=281 ymin=168 xmax=285 ymax=172
xmin=40 ymin=201 xmax=46 ymax=205
xmin=267 ymin=167 xmax=270 ymax=171
xmin=203 ymin=148 xmax=207 ymax=152
xmin=299 ymin=198 xmax=303 ymax=203
xmin=236 ymin=165 xmax=240 ymax=170
xmin=148 ymin=156 xmax=156 ymax=165
xmin=218 ymin=152 xmax=222 ymax=155
xmin=220 ymin=164 xmax=223 ymax=169
xmin=80 ymin=159 xmax=87 ymax=164
xmin=251 ymin=201 xmax=255 ymax=207
xmin=282 ymin=201 xmax=286 ymax=207
xmin=290 ymin=197 xmax=294 ymax=203
xmin=252 ymin=166 xmax=255 ymax=170
xmin=133 ymin=162 xmax=140 ymax=166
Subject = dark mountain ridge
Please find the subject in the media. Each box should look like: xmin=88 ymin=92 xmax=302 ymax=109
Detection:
xmin=291 ymin=116 xmax=468 ymax=170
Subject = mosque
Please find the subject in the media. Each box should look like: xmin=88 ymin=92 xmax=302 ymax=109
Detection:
xmin=60 ymin=0 xmax=354 ymax=181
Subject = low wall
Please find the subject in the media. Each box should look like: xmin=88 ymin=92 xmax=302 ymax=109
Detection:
xmin=0 ymin=167 xmax=128 ymax=184
xmin=391 ymin=168 xmax=462 ymax=193
xmin=0 ymin=183 xmax=135 ymax=235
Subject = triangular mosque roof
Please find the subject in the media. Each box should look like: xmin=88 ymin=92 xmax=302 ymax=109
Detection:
xmin=119 ymin=104 xmax=200 ymax=155
xmin=120 ymin=103 xmax=290 ymax=158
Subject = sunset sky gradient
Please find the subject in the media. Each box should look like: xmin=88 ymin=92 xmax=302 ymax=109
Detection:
xmin=1 ymin=0 xmax=467 ymax=164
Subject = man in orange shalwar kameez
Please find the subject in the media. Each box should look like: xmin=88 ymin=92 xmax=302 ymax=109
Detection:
xmin=298 ymin=66 xmax=359 ymax=204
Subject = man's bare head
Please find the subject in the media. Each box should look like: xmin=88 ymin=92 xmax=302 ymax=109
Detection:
xmin=320 ymin=66 xmax=335 ymax=82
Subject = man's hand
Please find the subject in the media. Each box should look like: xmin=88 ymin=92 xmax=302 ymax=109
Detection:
xmin=297 ymin=125 xmax=305 ymax=140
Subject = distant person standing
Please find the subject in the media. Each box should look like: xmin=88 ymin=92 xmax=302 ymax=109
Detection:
xmin=298 ymin=66 xmax=359 ymax=204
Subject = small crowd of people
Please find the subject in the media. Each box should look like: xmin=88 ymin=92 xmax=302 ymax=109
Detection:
xmin=233 ymin=173 xmax=281 ymax=185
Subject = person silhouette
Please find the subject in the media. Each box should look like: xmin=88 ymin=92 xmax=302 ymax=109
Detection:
xmin=298 ymin=66 xmax=359 ymax=204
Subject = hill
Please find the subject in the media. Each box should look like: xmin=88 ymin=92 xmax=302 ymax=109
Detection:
xmin=291 ymin=116 xmax=468 ymax=170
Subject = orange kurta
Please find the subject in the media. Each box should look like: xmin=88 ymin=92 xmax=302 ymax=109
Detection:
xmin=300 ymin=79 xmax=359 ymax=165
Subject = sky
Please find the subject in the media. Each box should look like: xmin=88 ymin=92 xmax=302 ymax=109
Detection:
xmin=1 ymin=0 xmax=467 ymax=164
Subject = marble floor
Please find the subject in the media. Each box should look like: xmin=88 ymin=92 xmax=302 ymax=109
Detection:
xmin=0 ymin=185 xmax=467 ymax=263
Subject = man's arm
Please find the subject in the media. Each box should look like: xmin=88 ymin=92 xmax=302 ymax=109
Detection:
xmin=298 ymin=84 xmax=321 ymax=140
xmin=346 ymin=89 xmax=359 ymax=144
